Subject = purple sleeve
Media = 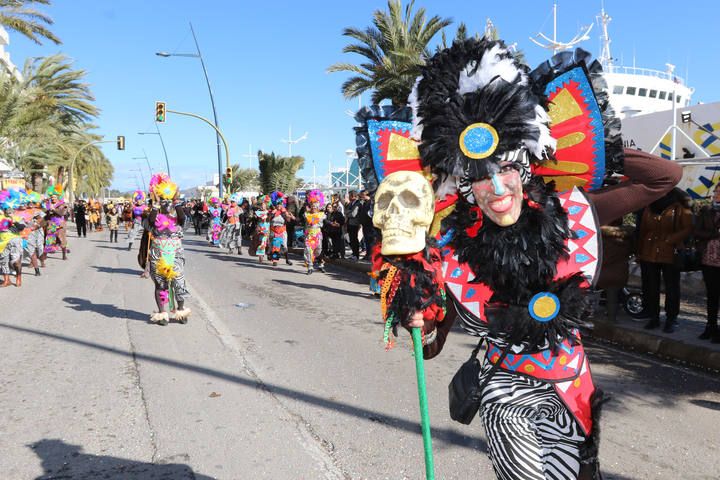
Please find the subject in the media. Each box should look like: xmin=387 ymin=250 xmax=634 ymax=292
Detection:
xmin=587 ymin=149 xmax=682 ymax=225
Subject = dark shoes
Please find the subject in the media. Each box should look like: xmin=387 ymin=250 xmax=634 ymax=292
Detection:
xmin=662 ymin=318 xmax=679 ymax=333
xmin=699 ymin=324 xmax=720 ymax=342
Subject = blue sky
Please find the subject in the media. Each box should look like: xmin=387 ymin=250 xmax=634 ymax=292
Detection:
xmin=7 ymin=0 xmax=719 ymax=191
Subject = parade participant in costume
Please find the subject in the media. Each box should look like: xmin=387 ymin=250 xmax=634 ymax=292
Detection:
xmin=0 ymin=189 xmax=28 ymax=287
xmin=251 ymin=195 xmax=270 ymax=263
xmin=268 ymin=191 xmax=294 ymax=267
xmin=44 ymin=184 xmax=68 ymax=260
xmin=126 ymin=190 xmax=147 ymax=250
xmin=207 ymin=196 xmax=223 ymax=246
xmin=140 ymin=173 xmax=190 ymax=325
xmin=220 ymin=193 xmax=244 ymax=254
xmin=26 ymin=209 xmax=46 ymax=275
xmin=364 ymin=39 xmax=681 ymax=480
xmin=303 ymin=189 xmax=326 ymax=274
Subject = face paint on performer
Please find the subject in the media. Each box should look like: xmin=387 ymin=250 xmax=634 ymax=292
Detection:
xmin=471 ymin=162 xmax=523 ymax=227
xmin=309 ymin=201 xmax=320 ymax=213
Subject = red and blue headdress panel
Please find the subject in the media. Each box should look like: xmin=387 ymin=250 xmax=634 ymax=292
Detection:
xmin=530 ymin=48 xmax=624 ymax=192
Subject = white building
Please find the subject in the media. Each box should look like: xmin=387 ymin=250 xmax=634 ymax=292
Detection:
xmin=0 ymin=26 xmax=22 ymax=81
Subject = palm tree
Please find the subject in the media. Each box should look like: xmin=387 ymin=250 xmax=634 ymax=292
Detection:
xmin=257 ymin=151 xmax=304 ymax=194
xmin=327 ymin=0 xmax=451 ymax=107
xmin=229 ymin=164 xmax=259 ymax=192
xmin=0 ymin=0 xmax=61 ymax=45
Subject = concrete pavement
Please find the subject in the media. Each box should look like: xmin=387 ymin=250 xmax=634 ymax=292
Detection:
xmin=1 ymin=228 xmax=719 ymax=479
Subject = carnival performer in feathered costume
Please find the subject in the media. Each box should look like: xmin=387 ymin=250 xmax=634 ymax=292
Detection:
xmin=12 ymin=189 xmax=45 ymax=276
xmin=220 ymin=193 xmax=244 ymax=255
xmin=126 ymin=190 xmax=147 ymax=251
xmin=251 ymin=195 xmax=271 ymax=263
xmin=43 ymin=184 xmax=68 ymax=260
xmin=268 ymin=191 xmax=294 ymax=267
xmin=0 ymin=191 xmax=26 ymax=287
xmin=303 ymin=189 xmax=326 ymax=274
xmin=206 ymin=196 xmax=223 ymax=246
xmin=140 ymin=173 xmax=190 ymax=325
xmin=368 ymin=38 xmax=681 ymax=480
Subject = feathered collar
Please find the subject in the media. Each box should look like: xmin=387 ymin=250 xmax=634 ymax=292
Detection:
xmin=444 ymin=177 xmax=589 ymax=350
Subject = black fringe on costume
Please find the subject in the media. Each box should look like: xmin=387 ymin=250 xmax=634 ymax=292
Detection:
xmin=578 ymin=389 xmax=609 ymax=480
xmin=353 ymin=105 xmax=413 ymax=195
xmin=530 ymin=48 xmax=624 ymax=176
xmin=378 ymin=245 xmax=445 ymax=336
xmin=447 ymin=177 xmax=591 ymax=350
xmin=414 ymin=38 xmax=544 ymax=184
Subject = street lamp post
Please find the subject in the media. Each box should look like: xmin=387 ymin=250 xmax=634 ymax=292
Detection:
xmin=137 ymin=131 xmax=170 ymax=176
xmin=132 ymin=150 xmax=153 ymax=178
xmin=156 ymin=22 xmax=223 ymax=196
xmin=68 ymin=139 xmax=115 ymax=204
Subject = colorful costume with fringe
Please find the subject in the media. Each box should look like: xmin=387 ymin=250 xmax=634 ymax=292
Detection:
xmin=362 ymin=39 xmax=679 ymax=480
xmin=269 ymin=207 xmax=289 ymax=261
xmin=126 ymin=190 xmax=147 ymax=248
xmin=207 ymin=197 xmax=223 ymax=246
xmin=253 ymin=209 xmax=269 ymax=257
xmin=44 ymin=200 xmax=67 ymax=254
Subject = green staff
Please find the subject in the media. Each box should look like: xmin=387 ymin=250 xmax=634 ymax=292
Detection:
xmin=411 ymin=327 xmax=435 ymax=479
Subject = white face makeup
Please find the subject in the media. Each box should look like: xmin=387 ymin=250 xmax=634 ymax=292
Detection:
xmin=471 ymin=163 xmax=523 ymax=227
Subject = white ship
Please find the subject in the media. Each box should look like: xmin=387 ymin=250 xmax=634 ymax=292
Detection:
xmin=532 ymin=4 xmax=720 ymax=199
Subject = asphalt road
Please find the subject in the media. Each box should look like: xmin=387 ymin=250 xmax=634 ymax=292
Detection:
xmin=1 ymin=228 xmax=718 ymax=479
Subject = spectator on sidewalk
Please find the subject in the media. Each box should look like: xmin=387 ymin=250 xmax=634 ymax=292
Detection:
xmin=597 ymin=220 xmax=635 ymax=323
xmin=286 ymin=195 xmax=300 ymax=248
xmin=324 ymin=202 xmax=345 ymax=259
xmin=637 ymin=188 xmax=693 ymax=333
xmin=694 ymin=184 xmax=720 ymax=343
xmin=346 ymin=190 xmax=361 ymax=261
xmin=358 ymin=190 xmax=376 ymax=260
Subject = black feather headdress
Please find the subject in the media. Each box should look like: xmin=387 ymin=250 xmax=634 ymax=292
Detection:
xmin=411 ymin=38 xmax=556 ymax=194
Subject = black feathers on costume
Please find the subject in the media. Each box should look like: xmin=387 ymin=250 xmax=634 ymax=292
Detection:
xmin=378 ymin=245 xmax=446 ymax=336
xmin=414 ymin=38 xmax=547 ymax=184
xmin=445 ymin=177 xmax=590 ymax=350
xmin=353 ymin=105 xmax=413 ymax=195
xmin=530 ymin=48 xmax=625 ymax=176
xmin=578 ymin=389 xmax=609 ymax=479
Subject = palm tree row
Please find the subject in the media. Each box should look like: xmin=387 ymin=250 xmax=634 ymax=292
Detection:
xmin=0 ymin=55 xmax=112 ymax=196
xmin=0 ymin=0 xmax=112 ymax=197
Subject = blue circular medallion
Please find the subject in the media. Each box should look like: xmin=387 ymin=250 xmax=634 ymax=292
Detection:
xmin=459 ymin=122 xmax=499 ymax=159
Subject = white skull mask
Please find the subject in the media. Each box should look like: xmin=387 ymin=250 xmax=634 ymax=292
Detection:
xmin=373 ymin=170 xmax=434 ymax=255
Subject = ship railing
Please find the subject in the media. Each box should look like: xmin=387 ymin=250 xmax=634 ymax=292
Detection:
xmin=607 ymin=65 xmax=686 ymax=85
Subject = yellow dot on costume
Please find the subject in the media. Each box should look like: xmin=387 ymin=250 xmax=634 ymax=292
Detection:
xmin=559 ymin=356 xmax=568 ymax=365
xmin=524 ymin=364 xmax=535 ymax=373
xmin=574 ymin=378 xmax=582 ymax=388
xmin=491 ymin=355 xmax=500 ymax=364
xmin=528 ymin=292 xmax=560 ymax=323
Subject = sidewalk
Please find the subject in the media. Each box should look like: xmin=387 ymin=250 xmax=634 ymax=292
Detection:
xmin=319 ymin=255 xmax=720 ymax=372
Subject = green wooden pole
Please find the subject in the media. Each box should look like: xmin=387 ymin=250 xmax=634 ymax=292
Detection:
xmin=411 ymin=327 xmax=435 ymax=480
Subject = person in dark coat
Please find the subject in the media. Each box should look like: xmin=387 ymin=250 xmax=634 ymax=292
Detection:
xmin=324 ymin=202 xmax=345 ymax=258
xmin=636 ymin=188 xmax=693 ymax=333
xmin=74 ymin=200 xmax=87 ymax=238
xmin=693 ymin=184 xmax=720 ymax=343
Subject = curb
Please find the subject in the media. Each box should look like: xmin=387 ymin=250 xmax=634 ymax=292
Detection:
xmin=588 ymin=321 xmax=720 ymax=372
xmin=288 ymin=247 xmax=373 ymax=275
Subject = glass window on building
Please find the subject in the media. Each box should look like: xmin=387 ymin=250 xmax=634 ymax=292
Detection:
xmin=613 ymin=85 xmax=624 ymax=94
xmin=626 ymin=86 xmax=636 ymax=95
xmin=677 ymin=96 xmax=682 ymax=103
xmin=668 ymin=92 xmax=674 ymax=101
xmin=649 ymin=89 xmax=657 ymax=98
xmin=638 ymin=88 xmax=648 ymax=97
xmin=659 ymin=91 xmax=667 ymax=100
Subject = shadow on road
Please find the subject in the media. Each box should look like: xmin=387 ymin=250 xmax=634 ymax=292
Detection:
xmin=689 ymin=399 xmax=720 ymax=411
xmin=29 ymin=438 xmax=212 ymax=479
xmin=272 ymin=278 xmax=369 ymax=298
xmin=94 ymin=245 xmax=129 ymax=251
xmin=63 ymin=297 xmax=148 ymax=322
xmin=91 ymin=265 xmax=141 ymax=276
xmin=1 ymin=322 xmax=486 ymax=453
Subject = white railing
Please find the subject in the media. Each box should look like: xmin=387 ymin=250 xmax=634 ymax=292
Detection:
xmin=606 ymin=65 xmax=685 ymax=85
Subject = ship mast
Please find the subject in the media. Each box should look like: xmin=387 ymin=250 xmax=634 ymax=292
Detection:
xmin=597 ymin=5 xmax=613 ymax=73
xmin=530 ymin=2 xmax=593 ymax=54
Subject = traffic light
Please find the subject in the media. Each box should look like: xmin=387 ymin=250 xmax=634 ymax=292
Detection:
xmin=155 ymin=101 xmax=167 ymax=123
xmin=225 ymin=167 xmax=232 ymax=185
xmin=117 ymin=135 xmax=125 ymax=150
